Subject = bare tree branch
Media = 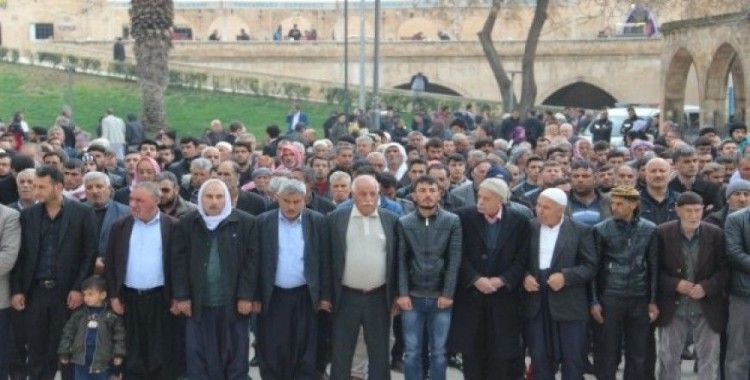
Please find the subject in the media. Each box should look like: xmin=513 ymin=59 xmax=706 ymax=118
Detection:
xmin=519 ymin=0 xmax=549 ymax=113
xmin=478 ymin=0 xmax=515 ymax=112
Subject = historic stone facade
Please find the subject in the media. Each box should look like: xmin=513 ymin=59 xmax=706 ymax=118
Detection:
xmin=661 ymin=10 xmax=749 ymax=131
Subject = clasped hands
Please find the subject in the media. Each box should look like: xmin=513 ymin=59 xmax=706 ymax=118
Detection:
xmin=523 ymin=273 xmax=566 ymax=293
xmin=473 ymin=276 xmax=505 ymax=294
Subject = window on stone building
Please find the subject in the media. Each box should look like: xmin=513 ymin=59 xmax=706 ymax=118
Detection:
xmin=33 ymin=23 xmax=54 ymax=40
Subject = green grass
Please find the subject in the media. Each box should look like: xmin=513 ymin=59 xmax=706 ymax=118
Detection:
xmin=0 ymin=62 xmax=336 ymax=138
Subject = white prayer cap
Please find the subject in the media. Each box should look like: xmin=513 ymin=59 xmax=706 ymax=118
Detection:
xmin=539 ymin=188 xmax=568 ymax=208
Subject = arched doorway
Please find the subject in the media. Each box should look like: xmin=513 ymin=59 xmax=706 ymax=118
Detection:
xmin=704 ymin=43 xmax=746 ymax=128
xmin=394 ymin=82 xmax=461 ymax=96
xmin=206 ymin=15 xmax=252 ymax=41
xmin=542 ymin=82 xmax=618 ymax=109
xmin=663 ymin=48 xmax=697 ymax=127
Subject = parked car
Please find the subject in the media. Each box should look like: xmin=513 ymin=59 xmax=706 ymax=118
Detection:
xmin=580 ymin=106 xmax=659 ymax=147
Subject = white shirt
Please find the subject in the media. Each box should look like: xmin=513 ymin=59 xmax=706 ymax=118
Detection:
xmin=538 ymin=219 xmax=563 ymax=270
xmin=101 ymin=114 xmax=126 ymax=144
xmin=343 ymin=207 xmax=387 ymax=289
xmin=125 ymin=213 xmax=165 ymax=289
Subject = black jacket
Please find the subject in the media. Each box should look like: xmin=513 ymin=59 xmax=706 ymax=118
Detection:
xmin=591 ymin=216 xmax=658 ymax=303
xmin=447 ymin=206 xmax=530 ymax=357
xmin=668 ymin=177 xmax=723 ymax=213
xmin=12 ymin=198 xmax=97 ymax=296
xmin=236 ymin=191 xmax=268 ymax=216
xmin=105 ymin=213 xmax=177 ymax=302
xmin=523 ymin=219 xmax=597 ymax=321
xmin=397 ymin=208 xmax=462 ymax=299
xmin=171 ymin=209 xmax=258 ymax=321
xmin=589 ymin=118 xmax=613 ymax=143
xmin=255 ymin=209 xmax=330 ymax=312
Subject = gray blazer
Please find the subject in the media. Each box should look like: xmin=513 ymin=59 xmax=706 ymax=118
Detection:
xmin=97 ymin=201 xmax=130 ymax=258
xmin=724 ymin=208 xmax=750 ymax=298
xmin=326 ymin=206 xmax=399 ymax=313
xmin=0 ymin=204 xmax=20 ymax=309
xmin=522 ymin=218 xmax=597 ymax=321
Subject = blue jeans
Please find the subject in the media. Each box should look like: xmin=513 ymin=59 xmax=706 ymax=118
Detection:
xmin=401 ymin=296 xmax=452 ymax=380
xmin=74 ymin=365 xmax=109 ymax=380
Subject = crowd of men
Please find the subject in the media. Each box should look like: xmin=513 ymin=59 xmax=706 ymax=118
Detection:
xmin=0 ymin=104 xmax=749 ymax=380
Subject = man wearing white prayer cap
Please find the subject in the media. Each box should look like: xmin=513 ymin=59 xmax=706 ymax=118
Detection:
xmin=520 ymin=186 xmax=597 ymax=380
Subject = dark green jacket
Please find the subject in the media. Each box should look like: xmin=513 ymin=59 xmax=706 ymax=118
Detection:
xmin=58 ymin=304 xmax=126 ymax=373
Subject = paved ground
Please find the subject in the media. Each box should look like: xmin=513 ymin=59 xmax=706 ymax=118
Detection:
xmin=246 ymin=356 xmax=702 ymax=379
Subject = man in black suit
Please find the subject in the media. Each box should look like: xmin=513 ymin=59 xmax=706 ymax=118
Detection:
xmin=255 ymin=178 xmax=331 ymax=379
xmin=105 ymin=181 xmax=178 ymax=380
xmin=448 ymin=178 xmax=531 ymax=379
xmin=10 ymin=165 xmax=97 ymax=380
xmin=327 ymin=175 xmax=399 ymax=379
xmin=522 ymin=188 xmax=597 ymax=380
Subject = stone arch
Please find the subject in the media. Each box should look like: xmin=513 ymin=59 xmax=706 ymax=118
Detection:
xmin=206 ymin=15 xmax=252 ymax=41
xmin=663 ymin=47 xmax=699 ymax=126
xmin=704 ymin=42 xmax=745 ymax=126
xmin=459 ymin=16 xmax=502 ymax=41
xmin=393 ymin=81 xmax=462 ymax=96
xmin=542 ymin=81 xmax=618 ymax=109
xmin=276 ymin=16 xmax=315 ymax=40
xmin=397 ymin=17 xmax=440 ymax=41
xmin=333 ymin=16 xmax=373 ymax=41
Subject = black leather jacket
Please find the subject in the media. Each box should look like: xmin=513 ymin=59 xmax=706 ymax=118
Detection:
xmin=397 ymin=208 xmax=463 ymax=299
xmin=591 ymin=216 xmax=658 ymax=304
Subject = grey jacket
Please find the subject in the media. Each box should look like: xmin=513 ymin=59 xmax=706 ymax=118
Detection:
xmin=0 ymin=205 xmax=20 ymax=309
xmin=397 ymin=208 xmax=462 ymax=299
xmin=96 ymin=201 xmax=130 ymax=258
xmin=724 ymin=208 xmax=750 ymax=298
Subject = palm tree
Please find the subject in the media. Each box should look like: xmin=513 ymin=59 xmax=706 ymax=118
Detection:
xmin=130 ymin=0 xmax=174 ymax=131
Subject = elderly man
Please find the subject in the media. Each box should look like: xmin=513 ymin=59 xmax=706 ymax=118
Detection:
xmin=105 ymin=181 xmax=178 ymax=379
xmin=256 ymin=179 xmax=330 ymax=379
xmin=655 ymin=192 xmax=727 ymax=380
xmin=366 ymin=152 xmax=387 ymax=174
xmin=327 ymin=175 xmax=399 ymax=379
xmin=9 ymin=168 xmax=37 ymax=211
xmin=590 ymin=186 xmax=659 ymax=380
xmin=181 ymin=158 xmax=212 ymax=203
xmin=397 ymin=175 xmax=462 ymax=380
xmin=83 ymin=171 xmax=129 ymax=273
xmin=706 ymin=180 xmax=750 ymax=227
xmin=11 ymin=165 xmax=97 ymax=380
xmin=449 ymin=178 xmax=531 ymax=379
xmin=447 ymin=160 xmax=492 ymax=207
xmin=172 ymin=179 xmax=258 ymax=378
xmin=329 ymin=171 xmax=352 ymax=205
xmin=522 ymin=188 xmax=597 ymax=380
xmin=0 ymin=203 xmax=20 ymax=379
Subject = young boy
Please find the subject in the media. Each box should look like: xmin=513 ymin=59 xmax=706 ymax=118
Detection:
xmin=58 ymin=275 xmax=125 ymax=380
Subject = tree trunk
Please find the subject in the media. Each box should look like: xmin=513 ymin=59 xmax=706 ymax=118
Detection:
xmin=130 ymin=0 xmax=173 ymax=132
xmin=518 ymin=0 xmax=549 ymax=115
xmin=478 ymin=0 xmax=515 ymax=112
